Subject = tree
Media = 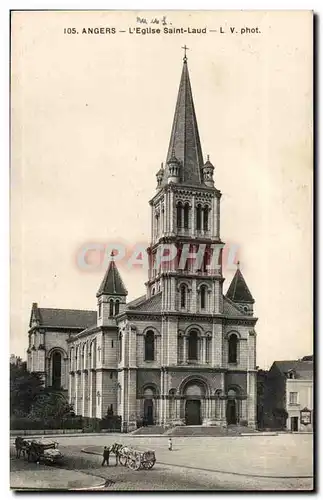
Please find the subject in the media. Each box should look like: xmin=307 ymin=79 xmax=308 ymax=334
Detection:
xmin=10 ymin=363 xmax=44 ymax=416
xmin=29 ymin=391 xmax=73 ymax=422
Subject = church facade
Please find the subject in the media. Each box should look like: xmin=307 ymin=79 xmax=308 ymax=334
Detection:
xmin=27 ymin=55 xmax=258 ymax=432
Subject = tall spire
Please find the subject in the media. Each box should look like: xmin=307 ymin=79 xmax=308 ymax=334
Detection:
xmin=163 ymin=54 xmax=204 ymax=186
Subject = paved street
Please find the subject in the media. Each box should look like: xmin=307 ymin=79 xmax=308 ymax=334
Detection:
xmin=10 ymin=433 xmax=313 ymax=491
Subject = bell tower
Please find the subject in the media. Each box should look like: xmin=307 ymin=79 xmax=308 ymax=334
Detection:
xmin=147 ymin=52 xmax=224 ymax=317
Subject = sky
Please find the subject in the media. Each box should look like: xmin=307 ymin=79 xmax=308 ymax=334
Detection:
xmin=10 ymin=10 xmax=313 ymax=369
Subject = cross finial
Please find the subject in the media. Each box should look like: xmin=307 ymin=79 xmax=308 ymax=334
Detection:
xmin=182 ymin=45 xmax=189 ymax=62
xmin=237 ymin=260 xmax=240 ymax=269
xmin=110 ymin=250 xmax=115 ymax=259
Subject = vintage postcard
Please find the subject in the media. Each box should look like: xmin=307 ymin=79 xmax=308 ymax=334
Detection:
xmin=10 ymin=10 xmax=313 ymax=491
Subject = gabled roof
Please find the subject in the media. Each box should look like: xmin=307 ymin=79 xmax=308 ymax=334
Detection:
xmin=29 ymin=304 xmax=97 ymax=329
xmin=162 ymin=57 xmax=204 ymax=187
xmin=226 ymin=268 xmax=254 ymax=304
xmin=96 ymin=259 xmax=128 ymax=297
xmin=272 ymin=360 xmax=313 ymax=380
xmin=127 ymin=292 xmax=162 ymax=313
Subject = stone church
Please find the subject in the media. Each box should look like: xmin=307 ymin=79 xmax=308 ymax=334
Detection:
xmin=27 ymin=54 xmax=258 ymax=432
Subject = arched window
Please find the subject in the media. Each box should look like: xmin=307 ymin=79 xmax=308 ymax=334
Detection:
xmin=196 ymin=204 xmax=202 ymax=230
xmin=177 ymin=202 xmax=182 ymax=229
xmin=52 ymin=351 xmax=62 ymax=389
xmin=75 ymin=346 xmax=78 ymax=369
xmin=184 ymin=203 xmax=189 ymax=229
xmin=109 ymin=299 xmax=114 ymax=317
xmin=115 ymin=300 xmax=120 ymax=315
xmin=98 ymin=302 xmax=102 ymax=318
xmin=228 ymin=334 xmax=238 ymax=363
xmin=188 ymin=331 xmax=198 ymax=361
xmin=200 ymin=285 xmax=207 ymax=309
xmin=145 ymin=330 xmax=155 ymax=361
xmin=118 ymin=333 xmax=122 ymax=362
xmin=180 ymin=284 xmax=186 ymax=308
xmin=203 ymin=206 xmax=209 ymax=230
xmin=155 ymin=214 xmax=159 ymax=237
xmin=82 ymin=343 xmax=86 ymax=369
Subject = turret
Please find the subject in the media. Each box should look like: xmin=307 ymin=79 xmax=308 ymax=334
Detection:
xmin=167 ymin=149 xmax=180 ymax=184
xmin=156 ymin=162 xmax=164 ymax=189
xmin=96 ymin=254 xmax=128 ymax=327
xmin=226 ymin=263 xmax=255 ymax=316
xmin=202 ymin=155 xmax=215 ymax=187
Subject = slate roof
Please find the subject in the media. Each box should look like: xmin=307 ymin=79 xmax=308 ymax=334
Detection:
xmin=30 ymin=303 xmax=97 ymax=329
xmin=273 ymin=360 xmax=313 ymax=380
xmin=162 ymin=57 xmax=204 ymax=187
xmin=127 ymin=295 xmax=146 ymax=309
xmin=226 ymin=268 xmax=254 ymax=304
xmin=97 ymin=259 xmax=128 ymax=297
xmin=127 ymin=292 xmax=162 ymax=313
xmin=223 ymin=296 xmax=244 ymax=317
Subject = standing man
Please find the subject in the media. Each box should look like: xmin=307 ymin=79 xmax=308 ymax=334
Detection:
xmin=168 ymin=438 xmax=173 ymax=451
xmin=102 ymin=446 xmax=110 ymax=466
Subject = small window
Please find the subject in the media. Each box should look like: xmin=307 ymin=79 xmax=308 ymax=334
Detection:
xmin=110 ymin=372 xmax=113 ymax=379
xmin=289 ymin=392 xmax=298 ymax=405
xmin=115 ymin=300 xmax=120 ymax=315
xmin=111 ymin=340 xmax=114 ymax=348
xmin=200 ymin=285 xmax=207 ymax=309
xmin=109 ymin=299 xmax=114 ymax=317
xmin=98 ymin=302 xmax=102 ymax=318
xmin=180 ymin=284 xmax=186 ymax=308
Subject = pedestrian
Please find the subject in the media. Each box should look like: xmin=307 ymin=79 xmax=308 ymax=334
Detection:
xmin=168 ymin=438 xmax=173 ymax=451
xmin=102 ymin=446 xmax=110 ymax=466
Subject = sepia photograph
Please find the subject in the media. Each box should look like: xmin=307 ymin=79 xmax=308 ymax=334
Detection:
xmin=10 ymin=10 xmax=313 ymax=491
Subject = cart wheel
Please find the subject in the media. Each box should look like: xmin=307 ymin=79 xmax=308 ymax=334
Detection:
xmin=143 ymin=459 xmax=156 ymax=470
xmin=119 ymin=455 xmax=128 ymax=467
xmin=128 ymin=456 xmax=141 ymax=471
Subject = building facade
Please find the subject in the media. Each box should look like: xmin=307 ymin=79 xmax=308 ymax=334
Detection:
xmin=264 ymin=356 xmax=313 ymax=432
xmin=27 ymin=55 xmax=258 ymax=431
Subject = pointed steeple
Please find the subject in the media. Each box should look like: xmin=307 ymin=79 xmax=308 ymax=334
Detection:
xmin=163 ymin=54 xmax=204 ymax=186
xmin=96 ymin=256 xmax=128 ymax=297
xmin=226 ymin=267 xmax=254 ymax=304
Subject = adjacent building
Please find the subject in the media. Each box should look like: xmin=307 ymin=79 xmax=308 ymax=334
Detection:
xmin=264 ymin=356 xmax=313 ymax=432
xmin=27 ymin=54 xmax=258 ymax=431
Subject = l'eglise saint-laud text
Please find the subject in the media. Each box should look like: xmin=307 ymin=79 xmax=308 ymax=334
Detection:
xmin=128 ymin=27 xmax=207 ymax=34
xmin=64 ymin=27 xmax=207 ymax=35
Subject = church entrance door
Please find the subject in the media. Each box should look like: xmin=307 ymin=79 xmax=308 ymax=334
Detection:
xmin=226 ymin=399 xmax=237 ymax=425
xmin=144 ymin=399 xmax=154 ymax=425
xmin=185 ymin=399 xmax=201 ymax=425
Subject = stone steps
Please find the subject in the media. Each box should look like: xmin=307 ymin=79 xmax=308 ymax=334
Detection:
xmin=131 ymin=425 xmax=166 ymax=435
xmin=164 ymin=425 xmax=259 ymax=437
